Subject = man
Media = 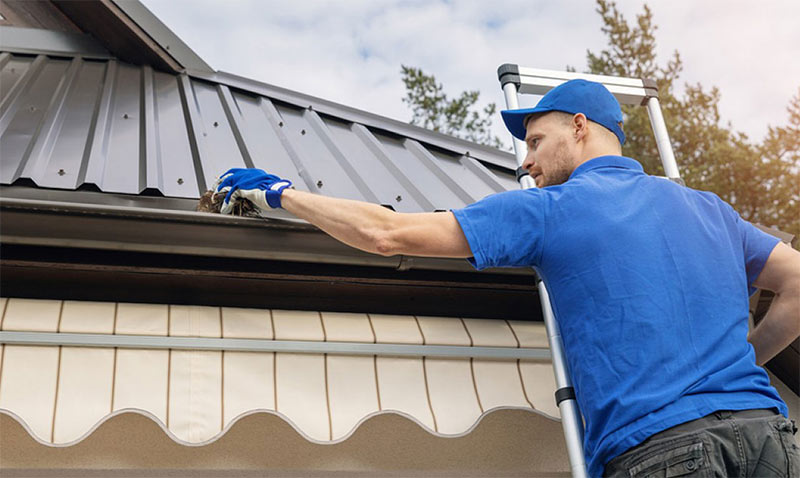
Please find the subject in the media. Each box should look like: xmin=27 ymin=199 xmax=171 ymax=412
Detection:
xmin=214 ymin=79 xmax=800 ymax=477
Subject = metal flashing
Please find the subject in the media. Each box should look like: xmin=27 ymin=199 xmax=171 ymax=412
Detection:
xmin=109 ymin=0 xmax=213 ymax=73
xmin=0 ymin=25 xmax=112 ymax=59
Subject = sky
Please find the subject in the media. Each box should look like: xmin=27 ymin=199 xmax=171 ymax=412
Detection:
xmin=139 ymin=0 xmax=800 ymax=148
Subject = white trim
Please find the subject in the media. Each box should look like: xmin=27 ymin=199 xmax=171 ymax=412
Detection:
xmin=0 ymin=331 xmax=550 ymax=360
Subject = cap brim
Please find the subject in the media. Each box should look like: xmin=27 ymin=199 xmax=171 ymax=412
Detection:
xmin=500 ymin=106 xmax=552 ymax=141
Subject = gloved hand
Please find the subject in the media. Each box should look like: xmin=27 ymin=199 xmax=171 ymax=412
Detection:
xmin=213 ymin=168 xmax=293 ymax=214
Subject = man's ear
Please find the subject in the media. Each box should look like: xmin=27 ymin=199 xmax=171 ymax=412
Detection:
xmin=572 ymin=113 xmax=588 ymax=142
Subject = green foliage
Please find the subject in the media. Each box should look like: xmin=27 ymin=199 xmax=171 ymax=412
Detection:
xmin=586 ymin=0 xmax=800 ymax=244
xmin=400 ymin=65 xmax=504 ymax=149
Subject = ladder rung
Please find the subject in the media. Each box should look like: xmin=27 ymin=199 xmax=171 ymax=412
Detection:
xmin=499 ymin=64 xmax=657 ymax=106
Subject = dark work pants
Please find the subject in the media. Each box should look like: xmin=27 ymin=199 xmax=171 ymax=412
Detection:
xmin=604 ymin=409 xmax=800 ymax=477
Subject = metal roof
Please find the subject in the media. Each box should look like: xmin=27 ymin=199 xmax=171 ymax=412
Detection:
xmin=0 ymin=51 xmax=518 ymax=213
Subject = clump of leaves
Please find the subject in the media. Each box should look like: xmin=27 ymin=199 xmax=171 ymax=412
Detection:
xmin=196 ymin=190 xmax=260 ymax=217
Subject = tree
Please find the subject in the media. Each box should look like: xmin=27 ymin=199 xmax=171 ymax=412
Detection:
xmin=585 ymin=0 xmax=800 ymax=243
xmin=400 ymin=65 xmax=505 ymax=149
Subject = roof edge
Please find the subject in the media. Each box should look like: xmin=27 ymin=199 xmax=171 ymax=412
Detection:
xmin=50 ymin=0 xmax=212 ymax=74
xmin=108 ymin=0 xmax=213 ymax=73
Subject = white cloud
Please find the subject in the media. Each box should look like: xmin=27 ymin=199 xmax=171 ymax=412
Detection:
xmin=142 ymin=0 xmax=800 ymax=144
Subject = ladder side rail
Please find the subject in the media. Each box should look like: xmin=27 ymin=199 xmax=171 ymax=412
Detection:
xmin=539 ymin=282 xmax=588 ymax=478
xmin=501 ymin=80 xmax=589 ymax=478
xmin=646 ymin=96 xmax=681 ymax=179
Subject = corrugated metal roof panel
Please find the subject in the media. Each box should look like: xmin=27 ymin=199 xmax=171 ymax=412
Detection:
xmin=0 ymin=53 xmax=517 ymax=212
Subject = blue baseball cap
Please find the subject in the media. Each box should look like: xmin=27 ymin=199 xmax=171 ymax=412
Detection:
xmin=501 ymin=79 xmax=626 ymax=145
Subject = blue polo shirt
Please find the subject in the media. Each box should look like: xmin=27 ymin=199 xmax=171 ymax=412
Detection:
xmin=451 ymin=155 xmax=786 ymax=477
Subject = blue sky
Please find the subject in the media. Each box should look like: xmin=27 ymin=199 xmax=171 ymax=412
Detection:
xmin=140 ymin=0 xmax=800 ymax=146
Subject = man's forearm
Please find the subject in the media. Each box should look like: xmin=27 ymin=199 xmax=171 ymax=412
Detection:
xmin=748 ymin=288 xmax=800 ymax=366
xmin=280 ymin=188 xmax=395 ymax=255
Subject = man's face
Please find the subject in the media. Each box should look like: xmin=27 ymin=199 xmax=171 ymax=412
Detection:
xmin=522 ymin=113 xmax=576 ymax=188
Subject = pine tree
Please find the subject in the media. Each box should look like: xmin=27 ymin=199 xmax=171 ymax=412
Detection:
xmin=400 ymin=65 xmax=504 ymax=149
xmin=585 ymin=0 xmax=799 ymax=243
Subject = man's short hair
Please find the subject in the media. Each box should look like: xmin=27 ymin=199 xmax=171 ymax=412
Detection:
xmin=523 ymin=111 xmax=574 ymax=129
xmin=523 ymin=111 xmax=623 ymax=147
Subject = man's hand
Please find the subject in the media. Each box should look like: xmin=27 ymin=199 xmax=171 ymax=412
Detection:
xmin=213 ymin=168 xmax=293 ymax=214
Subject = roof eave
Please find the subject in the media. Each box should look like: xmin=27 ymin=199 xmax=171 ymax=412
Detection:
xmin=50 ymin=0 xmax=212 ymax=74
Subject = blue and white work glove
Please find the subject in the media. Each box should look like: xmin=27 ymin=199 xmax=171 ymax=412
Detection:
xmin=213 ymin=168 xmax=293 ymax=214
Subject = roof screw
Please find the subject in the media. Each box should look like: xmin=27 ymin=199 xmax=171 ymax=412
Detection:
xmin=278 ymin=121 xmax=284 ymax=127
xmin=123 ymin=113 xmax=129 ymax=119
xmin=57 ymin=169 xmax=66 ymax=176
xmin=166 ymin=45 xmax=170 ymax=50
xmin=29 ymin=106 xmax=36 ymax=112
xmin=316 ymin=180 xmax=323 ymax=188
xmin=396 ymin=195 xmax=402 ymax=202
xmin=177 ymin=178 xmax=184 ymax=185
xmin=465 ymin=151 xmax=470 ymax=157
xmin=301 ymin=129 xmax=306 ymax=135
xmin=10 ymin=68 xmax=15 ymax=73
xmin=213 ymin=121 xmax=219 ymax=127
xmin=308 ymin=105 xmax=313 ymax=110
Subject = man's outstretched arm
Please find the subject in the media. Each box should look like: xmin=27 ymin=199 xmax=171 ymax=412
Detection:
xmin=281 ymin=188 xmax=473 ymax=259
xmin=748 ymin=242 xmax=800 ymax=365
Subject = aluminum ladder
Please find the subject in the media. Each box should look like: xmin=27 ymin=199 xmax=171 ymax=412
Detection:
xmin=497 ymin=64 xmax=682 ymax=477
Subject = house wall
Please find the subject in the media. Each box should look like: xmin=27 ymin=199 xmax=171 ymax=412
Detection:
xmin=0 ymin=297 xmax=566 ymax=475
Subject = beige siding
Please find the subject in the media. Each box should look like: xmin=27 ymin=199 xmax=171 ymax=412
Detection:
xmin=326 ymin=354 xmax=380 ymax=439
xmin=321 ymin=312 xmax=374 ymax=343
xmin=112 ymin=304 xmax=169 ymax=421
xmin=168 ymin=306 xmax=223 ymax=442
xmin=370 ymin=314 xmax=423 ymax=344
xmin=375 ymin=356 xmax=436 ymax=431
xmin=221 ymin=307 xmax=275 ymax=426
xmin=425 ymin=357 xmax=482 ymax=433
xmin=273 ymin=309 xmax=324 ymax=341
xmin=520 ymin=361 xmax=560 ymax=418
xmin=0 ymin=299 xmax=61 ymax=441
xmin=416 ymin=316 xmax=471 ymax=346
xmin=53 ymin=301 xmax=116 ymax=443
xmin=0 ymin=297 xmax=564 ymax=446
xmin=508 ymin=320 xmax=549 ymax=348
xmin=275 ymin=353 xmax=329 ymax=440
xmin=473 ymin=359 xmax=533 ymax=411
